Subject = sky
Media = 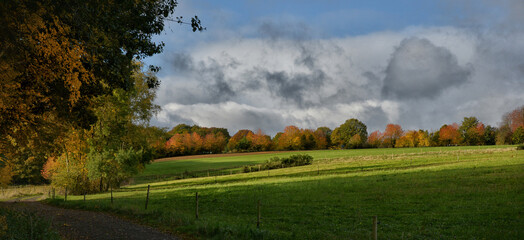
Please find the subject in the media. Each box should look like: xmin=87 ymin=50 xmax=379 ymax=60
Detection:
xmin=144 ymin=0 xmax=524 ymax=136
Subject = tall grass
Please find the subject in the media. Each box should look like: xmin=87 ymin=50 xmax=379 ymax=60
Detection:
xmin=0 ymin=206 xmax=60 ymax=240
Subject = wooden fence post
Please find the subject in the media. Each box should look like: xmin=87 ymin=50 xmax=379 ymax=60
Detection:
xmin=195 ymin=192 xmax=199 ymax=219
xmin=84 ymin=191 xmax=86 ymax=202
xmin=257 ymin=200 xmax=261 ymax=228
xmin=145 ymin=185 xmax=150 ymax=210
xmin=372 ymin=216 xmax=378 ymax=240
xmin=110 ymin=185 xmax=113 ymax=204
xmin=64 ymin=187 xmax=68 ymax=201
xmin=52 ymin=188 xmax=55 ymax=199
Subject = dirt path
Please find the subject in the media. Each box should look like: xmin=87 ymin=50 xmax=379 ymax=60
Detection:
xmin=1 ymin=198 xmax=179 ymax=240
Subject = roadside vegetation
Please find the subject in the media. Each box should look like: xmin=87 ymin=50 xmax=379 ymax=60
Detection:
xmin=0 ymin=206 xmax=60 ymax=240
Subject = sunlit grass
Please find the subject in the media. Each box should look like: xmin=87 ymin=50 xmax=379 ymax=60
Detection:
xmin=0 ymin=185 xmax=52 ymax=201
xmin=49 ymin=146 xmax=523 ymax=239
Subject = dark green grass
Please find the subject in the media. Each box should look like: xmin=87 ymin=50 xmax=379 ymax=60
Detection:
xmin=0 ymin=206 xmax=60 ymax=240
xmin=49 ymin=146 xmax=523 ymax=239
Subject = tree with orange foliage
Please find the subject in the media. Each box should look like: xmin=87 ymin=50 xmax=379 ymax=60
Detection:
xmin=383 ymin=124 xmax=403 ymax=148
xmin=204 ymin=132 xmax=228 ymax=153
xmin=273 ymin=126 xmax=303 ymax=150
xmin=439 ymin=123 xmax=461 ymax=146
xmin=250 ymin=129 xmax=272 ymax=151
xmin=313 ymin=128 xmax=329 ymax=149
xmin=503 ymin=105 xmax=524 ymax=132
xmin=367 ymin=130 xmax=383 ymax=148
xmin=498 ymin=105 xmax=524 ymax=144
xmin=227 ymin=130 xmax=255 ymax=152
xmin=395 ymin=130 xmax=417 ymax=148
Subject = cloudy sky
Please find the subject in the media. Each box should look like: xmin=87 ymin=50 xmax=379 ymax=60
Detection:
xmin=144 ymin=0 xmax=524 ymax=136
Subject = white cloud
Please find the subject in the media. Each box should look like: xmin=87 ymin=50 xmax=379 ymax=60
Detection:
xmin=152 ymin=24 xmax=524 ymax=135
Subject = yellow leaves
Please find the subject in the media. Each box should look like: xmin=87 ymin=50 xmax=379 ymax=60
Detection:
xmin=0 ymin=164 xmax=14 ymax=187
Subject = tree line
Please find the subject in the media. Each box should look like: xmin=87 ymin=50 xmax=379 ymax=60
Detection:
xmin=153 ymin=105 xmax=524 ymax=158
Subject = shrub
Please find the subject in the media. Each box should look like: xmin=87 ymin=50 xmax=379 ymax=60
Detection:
xmin=517 ymin=145 xmax=524 ymax=150
xmin=281 ymin=154 xmax=313 ymax=167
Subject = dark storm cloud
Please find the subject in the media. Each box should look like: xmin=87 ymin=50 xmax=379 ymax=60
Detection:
xmin=160 ymin=102 xmax=289 ymax=135
xmin=382 ymin=37 xmax=471 ymax=100
xmin=262 ymin=69 xmax=326 ymax=108
xmin=359 ymin=106 xmax=390 ymax=132
xmin=169 ymin=53 xmax=194 ymax=72
xmin=163 ymin=53 xmax=237 ymax=104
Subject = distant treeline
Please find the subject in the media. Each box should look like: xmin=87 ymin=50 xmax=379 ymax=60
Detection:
xmin=153 ymin=105 xmax=524 ymax=158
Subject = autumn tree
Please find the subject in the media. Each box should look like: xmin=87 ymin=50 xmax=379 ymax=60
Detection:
xmin=0 ymin=154 xmax=14 ymax=187
xmin=227 ymin=130 xmax=255 ymax=152
xmin=273 ymin=126 xmax=302 ymax=150
xmin=313 ymin=127 xmax=330 ymax=149
xmin=395 ymin=130 xmax=430 ymax=148
xmin=1 ymin=0 xmax=203 ymax=185
xmin=497 ymin=105 xmax=524 ymax=145
xmin=250 ymin=129 xmax=272 ymax=151
xmin=382 ymin=124 xmax=403 ymax=148
xmin=439 ymin=123 xmax=461 ymax=146
xmin=331 ymin=119 xmax=367 ymax=149
xmin=165 ymin=125 xmax=230 ymax=155
xmin=503 ymin=105 xmax=524 ymax=132
xmin=367 ymin=130 xmax=383 ymax=148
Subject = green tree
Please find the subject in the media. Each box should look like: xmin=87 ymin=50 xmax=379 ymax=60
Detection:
xmin=459 ymin=117 xmax=482 ymax=145
xmin=331 ymin=119 xmax=367 ymax=149
xmin=86 ymin=64 xmax=160 ymax=190
xmin=512 ymin=126 xmax=524 ymax=144
xmin=483 ymin=125 xmax=497 ymax=145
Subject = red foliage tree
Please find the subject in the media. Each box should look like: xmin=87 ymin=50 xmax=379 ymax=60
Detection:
xmin=439 ymin=123 xmax=461 ymax=146
xmin=383 ymin=124 xmax=403 ymax=147
xmin=367 ymin=130 xmax=383 ymax=148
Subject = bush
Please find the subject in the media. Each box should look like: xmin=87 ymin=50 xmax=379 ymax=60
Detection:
xmin=517 ymin=145 xmax=524 ymax=150
xmin=243 ymin=154 xmax=314 ymax=173
xmin=281 ymin=154 xmax=313 ymax=167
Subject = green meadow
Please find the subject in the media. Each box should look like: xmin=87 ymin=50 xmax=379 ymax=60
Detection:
xmin=48 ymin=146 xmax=523 ymax=239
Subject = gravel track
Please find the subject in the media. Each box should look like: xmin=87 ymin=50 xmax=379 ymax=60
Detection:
xmin=1 ymin=199 xmax=179 ymax=240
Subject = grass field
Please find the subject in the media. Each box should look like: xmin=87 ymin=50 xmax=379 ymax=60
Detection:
xmin=48 ymin=146 xmax=523 ymax=239
xmin=134 ymin=145 xmax=510 ymax=184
